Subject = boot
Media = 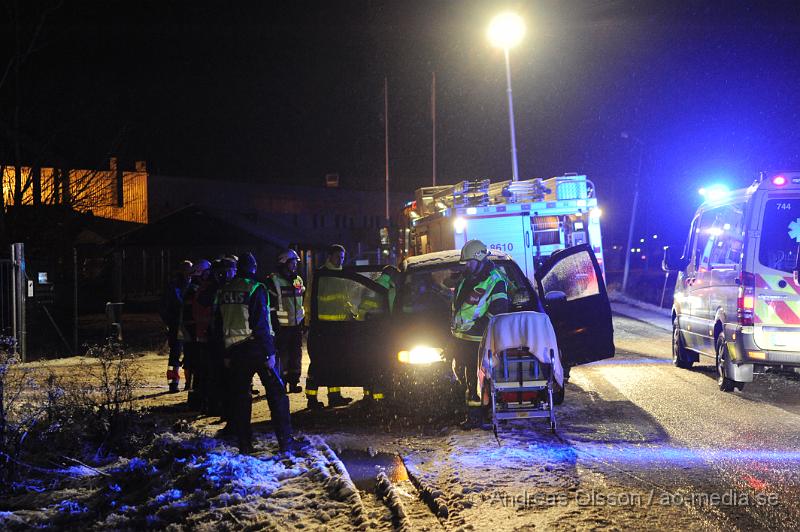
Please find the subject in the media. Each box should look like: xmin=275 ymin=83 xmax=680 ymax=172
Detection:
xmin=166 ymin=368 xmax=180 ymax=393
xmin=278 ymin=435 xmax=311 ymax=454
xmin=328 ymin=393 xmax=352 ymax=408
xmin=459 ymin=407 xmax=482 ymax=430
xmin=306 ymin=396 xmax=325 ymax=410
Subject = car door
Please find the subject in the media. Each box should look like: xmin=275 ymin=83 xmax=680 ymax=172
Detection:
xmin=534 ymin=243 xmax=615 ymax=366
xmin=307 ymin=268 xmax=390 ymax=386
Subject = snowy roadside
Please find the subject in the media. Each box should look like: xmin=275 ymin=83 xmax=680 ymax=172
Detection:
xmin=609 ymin=292 xmax=672 ymax=332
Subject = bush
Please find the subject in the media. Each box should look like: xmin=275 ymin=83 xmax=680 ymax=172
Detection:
xmin=0 ymin=341 xmax=146 ymax=494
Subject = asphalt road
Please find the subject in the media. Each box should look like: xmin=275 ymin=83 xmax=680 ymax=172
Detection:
xmin=544 ymin=314 xmax=800 ymax=530
xmin=310 ymin=313 xmax=800 ymax=530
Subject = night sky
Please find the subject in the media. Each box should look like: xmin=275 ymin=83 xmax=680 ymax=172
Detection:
xmin=2 ymin=0 xmax=800 ymax=245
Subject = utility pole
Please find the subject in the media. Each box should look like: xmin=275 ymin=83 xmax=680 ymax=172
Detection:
xmin=384 ymin=77 xmax=389 ymax=223
xmin=432 ymin=71 xmax=437 ymax=186
xmin=621 ymin=133 xmax=644 ymax=295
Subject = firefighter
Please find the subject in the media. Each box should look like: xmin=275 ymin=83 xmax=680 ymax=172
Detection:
xmin=451 ymin=239 xmax=509 ymax=429
xmin=160 ymin=260 xmax=193 ymax=393
xmin=268 ymin=249 xmax=306 ymax=394
xmin=213 ymin=252 xmax=296 ymax=454
xmin=182 ymin=259 xmax=212 ymax=409
xmin=305 ymin=244 xmax=354 ymax=409
xmin=360 ymin=264 xmax=400 ymax=405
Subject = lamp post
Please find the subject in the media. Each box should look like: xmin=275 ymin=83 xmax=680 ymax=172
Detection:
xmin=488 ymin=12 xmax=525 ymax=182
xmin=620 ymin=131 xmax=644 ymax=295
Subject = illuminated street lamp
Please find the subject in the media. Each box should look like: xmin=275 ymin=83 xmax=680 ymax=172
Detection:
xmin=488 ymin=12 xmax=525 ymax=182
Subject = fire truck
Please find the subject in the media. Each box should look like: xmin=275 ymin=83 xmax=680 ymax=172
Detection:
xmin=398 ymin=174 xmax=605 ymax=283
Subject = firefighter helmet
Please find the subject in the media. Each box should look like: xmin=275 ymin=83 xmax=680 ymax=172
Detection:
xmin=238 ymin=252 xmax=258 ymax=275
xmin=192 ymin=259 xmax=211 ymax=274
xmin=278 ymin=249 xmax=301 ymax=264
xmin=459 ymin=240 xmax=490 ymax=263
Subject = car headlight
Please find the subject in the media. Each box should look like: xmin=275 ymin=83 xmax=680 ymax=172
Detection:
xmin=397 ymin=345 xmax=445 ymax=365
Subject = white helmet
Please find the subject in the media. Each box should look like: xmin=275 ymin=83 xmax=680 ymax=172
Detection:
xmin=278 ymin=249 xmax=301 ymax=264
xmin=459 ymin=239 xmax=490 ymax=263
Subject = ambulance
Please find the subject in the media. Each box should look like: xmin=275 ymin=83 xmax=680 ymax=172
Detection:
xmin=398 ymin=174 xmax=605 ymax=285
xmin=663 ymin=172 xmax=800 ymax=391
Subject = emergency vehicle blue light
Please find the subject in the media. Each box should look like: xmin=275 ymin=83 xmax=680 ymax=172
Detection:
xmin=698 ymin=184 xmax=729 ymax=201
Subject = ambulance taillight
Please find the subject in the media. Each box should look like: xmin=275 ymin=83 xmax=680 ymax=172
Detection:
xmin=737 ymin=272 xmax=755 ymax=326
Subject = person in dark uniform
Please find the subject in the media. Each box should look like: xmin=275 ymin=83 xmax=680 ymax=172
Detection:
xmin=213 ymin=252 xmax=301 ymax=454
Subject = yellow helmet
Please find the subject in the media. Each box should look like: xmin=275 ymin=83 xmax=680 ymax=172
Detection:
xmin=459 ymin=240 xmax=489 ymax=263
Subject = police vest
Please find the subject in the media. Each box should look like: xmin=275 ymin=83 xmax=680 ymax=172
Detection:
xmin=451 ymin=268 xmax=508 ymax=341
xmin=217 ymin=277 xmax=272 ymax=348
xmin=270 ymin=273 xmax=305 ymax=327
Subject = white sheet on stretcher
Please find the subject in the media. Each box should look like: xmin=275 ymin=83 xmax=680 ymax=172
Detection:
xmin=477 ymin=311 xmax=564 ymax=402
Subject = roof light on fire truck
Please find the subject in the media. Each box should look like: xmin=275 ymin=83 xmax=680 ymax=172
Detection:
xmin=589 ymin=207 xmax=602 ymax=219
xmin=453 ymin=217 xmax=467 ymax=233
xmin=773 ymin=175 xmax=787 ymax=186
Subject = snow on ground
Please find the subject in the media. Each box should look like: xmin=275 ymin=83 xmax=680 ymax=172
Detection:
xmin=0 ymin=430 xmax=372 ymax=530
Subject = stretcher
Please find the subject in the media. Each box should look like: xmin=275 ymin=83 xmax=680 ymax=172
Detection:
xmin=478 ymin=311 xmax=564 ymax=434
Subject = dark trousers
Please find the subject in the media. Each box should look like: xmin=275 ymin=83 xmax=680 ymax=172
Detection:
xmin=276 ymin=325 xmax=303 ymax=385
xmin=452 ymin=337 xmax=481 ymax=405
xmin=167 ymin=329 xmax=183 ymax=368
xmin=228 ymin=341 xmax=292 ymax=448
xmin=184 ymin=342 xmax=207 ymax=408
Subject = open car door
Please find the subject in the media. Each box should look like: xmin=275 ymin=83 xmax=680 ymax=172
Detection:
xmin=534 ymin=244 xmax=615 ymax=366
xmin=307 ymin=268 xmax=390 ymax=387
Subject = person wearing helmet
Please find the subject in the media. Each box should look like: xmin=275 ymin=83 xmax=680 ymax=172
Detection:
xmin=357 ymin=264 xmax=400 ymax=407
xmin=451 ymin=240 xmax=509 ymax=429
xmin=206 ymin=256 xmax=239 ymax=418
xmin=306 ymin=244 xmax=354 ymax=409
xmin=159 ymin=260 xmax=193 ymax=392
xmin=213 ymin=252 xmax=299 ymax=454
xmin=268 ymin=249 xmax=306 ymax=394
xmin=180 ymin=259 xmax=213 ymax=408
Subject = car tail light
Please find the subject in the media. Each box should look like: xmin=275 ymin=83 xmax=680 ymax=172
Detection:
xmin=773 ymin=175 xmax=787 ymax=186
xmin=737 ymin=271 xmax=755 ymax=326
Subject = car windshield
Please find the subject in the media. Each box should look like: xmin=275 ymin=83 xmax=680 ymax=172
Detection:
xmin=760 ymin=199 xmax=800 ymax=273
xmin=396 ymin=260 xmax=535 ymax=315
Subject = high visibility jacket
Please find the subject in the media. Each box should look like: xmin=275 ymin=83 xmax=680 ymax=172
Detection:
xmin=216 ymin=277 xmax=274 ymax=349
xmin=451 ymin=266 xmax=509 ymax=342
xmin=356 ymin=272 xmax=395 ymax=320
xmin=317 ymin=264 xmax=353 ymax=321
xmin=269 ymin=272 xmax=305 ymax=327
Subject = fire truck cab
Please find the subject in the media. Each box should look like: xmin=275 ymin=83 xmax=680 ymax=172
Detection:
xmin=399 ymin=174 xmax=605 ymax=284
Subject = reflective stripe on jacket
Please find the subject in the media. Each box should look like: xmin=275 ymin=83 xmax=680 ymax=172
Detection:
xmin=217 ymin=277 xmax=272 ymax=348
xmin=451 ymin=268 xmax=508 ymax=341
xmin=317 ymin=265 xmax=353 ymax=321
xmin=270 ymin=273 xmax=305 ymax=326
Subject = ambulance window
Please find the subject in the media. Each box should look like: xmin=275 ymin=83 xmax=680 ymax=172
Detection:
xmin=760 ymin=199 xmax=800 ymax=273
xmin=693 ymin=212 xmax=716 ymax=271
xmin=708 ymin=204 xmax=745 ymax=267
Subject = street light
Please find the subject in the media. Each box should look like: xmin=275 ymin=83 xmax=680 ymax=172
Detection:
xmin=488 ymin=12 xmax=525 ymax=182
xmin=620 ymin=131 xmax=644 ymax=295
